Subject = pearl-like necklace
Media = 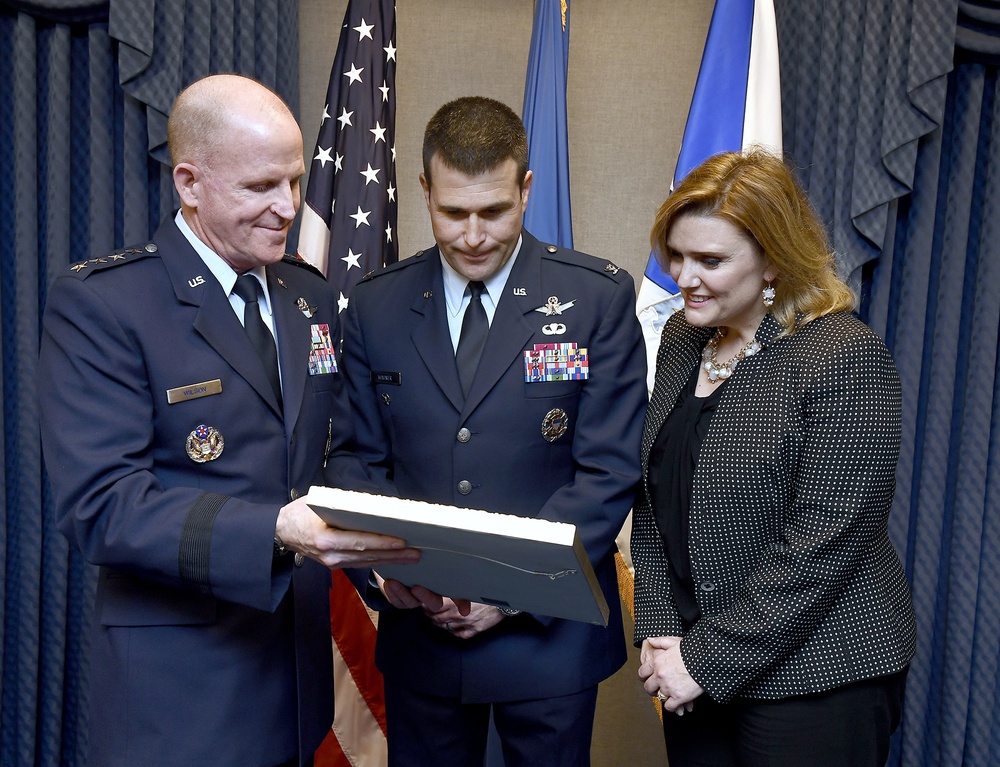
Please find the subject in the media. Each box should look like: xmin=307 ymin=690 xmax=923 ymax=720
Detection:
xmin=702 ymin=329 xmax=762 ymax=383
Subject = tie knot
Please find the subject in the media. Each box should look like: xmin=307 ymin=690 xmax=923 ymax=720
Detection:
xmin=467 ymin=281 xmax=486 ymax=300
xmin=232 ymin=275 xmax=262 ymax=303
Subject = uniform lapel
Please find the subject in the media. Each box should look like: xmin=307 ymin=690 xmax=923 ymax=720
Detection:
xmin=409 ymin=252 xmax=466 ymax=412
xmin=268 ymin=265 xmax=312 ymax=427
xmin=157 ymin=220 xmax=283 ymax=416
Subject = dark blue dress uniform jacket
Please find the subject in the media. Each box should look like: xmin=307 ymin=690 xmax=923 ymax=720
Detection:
xmin=38 ymin=218 xmax=362 ymax=767
xmin=341 ymin=230 xmax=648 ymax=703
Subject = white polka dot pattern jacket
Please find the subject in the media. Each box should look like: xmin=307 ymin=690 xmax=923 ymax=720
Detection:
xmin=631 ymin=311 xmax=917 ymax=703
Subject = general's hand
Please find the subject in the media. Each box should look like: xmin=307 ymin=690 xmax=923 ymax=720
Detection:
xmin=275 ymin=498 xmax=421 ymax=569
xmin=639 ymin=636 xmax=703 ymax=715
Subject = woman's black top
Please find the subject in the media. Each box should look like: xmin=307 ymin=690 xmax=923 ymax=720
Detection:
xmin=646 ymin=363 xmax=725 ymax=628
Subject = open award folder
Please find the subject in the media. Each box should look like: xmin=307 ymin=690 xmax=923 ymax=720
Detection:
xmin=307 ymin=486 xmax=610 ymax=626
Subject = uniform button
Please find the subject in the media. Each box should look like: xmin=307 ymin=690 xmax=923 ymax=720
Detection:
xmin=457 ymin=428 xmax=471 ymax=443
xmin=294 ymin=553 xmax=305 ymax=567
xmin=457 ymin=480 xmax=472 ymax=495
xmin=290 ymin=488 xmax=300 ymax=501
xmin=699 ymin=582 xmax=716 ymax=592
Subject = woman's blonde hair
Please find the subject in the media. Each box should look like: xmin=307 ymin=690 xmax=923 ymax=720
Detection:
xmin=650 ymin=149 xmax=856 ymax=333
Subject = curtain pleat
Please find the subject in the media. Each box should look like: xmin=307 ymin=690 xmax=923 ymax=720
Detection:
xmin=862 ymin=59 xmax=1000 ymax=767
xmin=779 ymin=2 xmax=1000 ymax=765
xmin=777 ymin=0 xmax=954 ymax=278
xmin=0 ymin=2 xmax=298 ymax=764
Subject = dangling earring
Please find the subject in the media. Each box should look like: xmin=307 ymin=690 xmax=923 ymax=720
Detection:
xmin=762 ymin=282 xmax=775 ymax=308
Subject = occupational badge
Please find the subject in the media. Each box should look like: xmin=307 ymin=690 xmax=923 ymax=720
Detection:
xmin=308 ymin=323 xmax=338 ymax=375
xmin=296 ymin=297 xmax=317 ymax=318
xmin=533 ymin=296 xmax=576 ymax=316
xmin=524 ymin=343 xmax=589 ymax=382
xmin=541 ymin=323 xmax=567 ymax=336
xmin=186 ymin=424 xmax=224 ymax=463
xmin=541 ymin=408 xmax=569 ymax=443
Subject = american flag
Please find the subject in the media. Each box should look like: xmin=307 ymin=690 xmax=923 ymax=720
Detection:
xmin=298 ymin=0 xmax=398 ymax=316
xmin=301 ymin=3 xmax=396 ymax=766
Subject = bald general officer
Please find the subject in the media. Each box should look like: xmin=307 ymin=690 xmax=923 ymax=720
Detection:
xmin=341 ymin=96 xmax=647 ymax=767
xmin=38 ymin=74 xmax=419 ymax=767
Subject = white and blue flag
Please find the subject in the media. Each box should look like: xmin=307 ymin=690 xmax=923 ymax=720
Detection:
xmin=636 ymin=0 xmax=781 ymax=391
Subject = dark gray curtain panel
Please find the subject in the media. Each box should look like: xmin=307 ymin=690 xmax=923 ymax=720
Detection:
xmin=778 ymin=1 xmax=1000 ymax=765
xmin=0 ymin=2 xmax=298 ymax=765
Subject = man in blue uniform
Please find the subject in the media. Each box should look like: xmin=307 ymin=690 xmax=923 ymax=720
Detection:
xmin=341 ymin=96 xmax=647 ymax=767
xmin=38 ymin=74 xmax=419 ymax=767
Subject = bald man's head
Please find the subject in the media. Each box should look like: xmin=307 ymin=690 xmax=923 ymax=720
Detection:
xmin=168 ymin=74 xmax=305 ymax=273
xmin=167 ymin=74 xmax=296 ymax=168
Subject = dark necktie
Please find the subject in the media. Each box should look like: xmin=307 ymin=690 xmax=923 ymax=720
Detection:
xmin=232 ymin=275 xmax=282 ymax=405
xmin=455 ymin=280 xmax=489 ymax=397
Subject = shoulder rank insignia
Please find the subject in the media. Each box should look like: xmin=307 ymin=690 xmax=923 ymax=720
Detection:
xmin=604 ymin=262 xmax=621 ymax=275
xmin=68 ymin=244 xmax=157 ymax=273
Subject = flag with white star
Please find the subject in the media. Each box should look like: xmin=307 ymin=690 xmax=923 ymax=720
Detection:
xmin=298 ymin=0 xmax=397 ymax=315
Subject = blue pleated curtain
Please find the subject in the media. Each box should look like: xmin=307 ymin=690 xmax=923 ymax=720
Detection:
xmin=0 ymin=2 xmax=298 ymax=764
xmin=777 ymin=0 xmax=1000 ymax=765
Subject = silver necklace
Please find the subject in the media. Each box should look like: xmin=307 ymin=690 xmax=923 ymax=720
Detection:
xmin=702 ymin=329 xmax=762 ymax=383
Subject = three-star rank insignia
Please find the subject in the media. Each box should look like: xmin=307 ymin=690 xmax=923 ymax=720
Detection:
xmin=68 ymin=243 xmax=157 ymax=273
xmin=186 ymin=424 xmax=225 ymax=463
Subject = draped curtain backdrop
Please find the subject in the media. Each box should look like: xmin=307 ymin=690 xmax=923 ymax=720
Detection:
xmin=0 ymin=2 xmax=298 ymax=764
xmin=777 ymin=0 xmax=999 ymax=764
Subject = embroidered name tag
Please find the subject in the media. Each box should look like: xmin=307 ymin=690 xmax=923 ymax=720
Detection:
xmin=370 ymin=371 xmax=402 ymax=386
xmin=523 ymin=343 xmax=589 ymax=382
xmin=308 ymin=324 xmax=338 ymax=375
xmin=166 ymin=379 xmax=223 ymax=404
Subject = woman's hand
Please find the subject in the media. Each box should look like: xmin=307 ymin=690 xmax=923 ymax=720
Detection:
xmin=639 ymin=636 xmax=704 ymax=715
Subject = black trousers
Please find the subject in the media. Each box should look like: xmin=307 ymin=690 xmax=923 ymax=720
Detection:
xmin=662 ymin=669 xmax=908 ymax=767
xmin=384 ymin=681 xmax=599 ymax=767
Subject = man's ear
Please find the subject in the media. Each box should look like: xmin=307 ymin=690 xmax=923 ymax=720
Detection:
xmin=173 ymin=163 xmax=201 ymax=208
xmin=419 ymin=172 xmax=431 ymax=211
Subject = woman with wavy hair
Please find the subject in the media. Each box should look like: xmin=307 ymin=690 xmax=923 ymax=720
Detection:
xmin=633 ymin=149 xmax=916 ymax=767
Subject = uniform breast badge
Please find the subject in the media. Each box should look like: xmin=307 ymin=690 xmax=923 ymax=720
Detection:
xmin=308 ymin=323 xmax=338 ymax=375
xmin=541 ymin=408 xmax=569 ymax=442
xmin=523 ymin=343 xmax=589 ymax=382
xmin=533 ymin=296 xmax=576 ymax=316
xmin=296 ymin=297 xmax=317 ymax=318
xmin=186 ymin=424 xmax=225 ymax=463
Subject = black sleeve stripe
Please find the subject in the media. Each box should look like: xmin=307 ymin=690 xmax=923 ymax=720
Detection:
xmin=179 ymin=492 xmax=228 ymax=590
